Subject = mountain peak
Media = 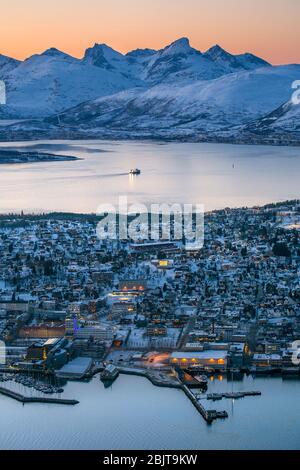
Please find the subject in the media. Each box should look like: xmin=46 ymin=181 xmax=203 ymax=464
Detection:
xmin=237 ymin=52 xmax=271 ymax=67
xmin=205 ymin=45 xmax=233 ymax=60
xmin=126 ymin=48 xmax=156 ymax=58
xmin=83 ymin=43 xmax=125 ymax=69
xmin=207 ymin=44 xmax=228 ymax=55
xmin=0 ymin=53 xmax=20 ymax=75
xmin=161 ymin=37 xmax=195 ymax=56
xmin=91 ymin=43 xmax=119 ymax=53
xmin=39 ymin=48 xmax=75 ymax=60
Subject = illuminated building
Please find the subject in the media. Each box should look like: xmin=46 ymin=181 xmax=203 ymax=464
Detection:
xmin=19 ymin=324 xmax=65 ymax=339
xmin=119 ymin=280 xmax=147 ymax=292
xmin=169 ymin=351 xmax=228 ymax=370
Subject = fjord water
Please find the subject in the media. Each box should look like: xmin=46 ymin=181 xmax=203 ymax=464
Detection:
xmin=0 ymin=374 xmax=299 ymax=450
xmin=0 ymin=140 xmax=299 ymax=213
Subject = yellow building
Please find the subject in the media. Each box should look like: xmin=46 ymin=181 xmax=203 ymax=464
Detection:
xmin=169 ymin=350 xmax=228 ymax=370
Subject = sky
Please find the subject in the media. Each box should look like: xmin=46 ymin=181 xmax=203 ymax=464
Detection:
xmin=0 ymin=0 xmax=299 ymax=64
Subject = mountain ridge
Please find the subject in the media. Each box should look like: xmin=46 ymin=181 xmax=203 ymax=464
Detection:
xmin=0 ymin=38 xmax=299 ymax=145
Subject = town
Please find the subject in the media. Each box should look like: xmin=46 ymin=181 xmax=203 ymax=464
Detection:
xmin=0 ymin=200 xmax=299 ymax=422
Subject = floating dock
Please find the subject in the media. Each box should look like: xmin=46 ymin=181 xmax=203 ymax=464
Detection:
xmin=207 ymin=390 xmax=261 ymax=401
xmin=0 ymin=386 xmax=79 ymax=405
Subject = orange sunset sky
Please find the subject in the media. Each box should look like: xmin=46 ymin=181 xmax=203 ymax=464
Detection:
xmin=1 ymin=0 xmax=299 ymax=64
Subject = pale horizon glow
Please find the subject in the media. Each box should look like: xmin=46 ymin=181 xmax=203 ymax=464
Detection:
xmin=0 ymin=0 xmax=299 ymax=64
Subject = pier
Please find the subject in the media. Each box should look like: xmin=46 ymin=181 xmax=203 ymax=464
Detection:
xmin=207 ymin=391 xmax=261 ymax=401
xmin=0 ymin=386 xmax=79 ymax=405
xmin=181 ymin=385 xmax=228 ymax=424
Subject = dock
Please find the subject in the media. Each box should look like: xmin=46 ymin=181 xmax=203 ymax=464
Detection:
xmin=181 ymin=385 xmax=228 ymax=424
xmin=207 ymin=390 xmax=261 ymax=401
xmin=0 ymin=386 xmax=79 ymax=405
xmin=117 ymin=366 xmax=182 ymax=388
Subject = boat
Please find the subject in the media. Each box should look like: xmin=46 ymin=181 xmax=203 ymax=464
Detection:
xmin=194 ymin=374 xmax=208 ymax=389
xmin=100 ymin=364 xmax=119 ymax=385
xmin=176 ymin=368 xmax=208 ymax=389
xmin=129 ymin=168 xmax=141 ymax=175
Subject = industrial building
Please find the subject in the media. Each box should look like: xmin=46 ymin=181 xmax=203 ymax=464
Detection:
xmin=169 ymin=350 xmax=228 ymax=370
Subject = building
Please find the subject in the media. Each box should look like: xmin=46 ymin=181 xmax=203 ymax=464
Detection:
xmin=119 ymin=280 xmax=147 ymax=292
xmin=146 ymin=324 xmax=167 ymax=337
xmin=74 ymin=325 xmax=114 ymax=341
xmin=129 ymin=241 xmax=179 ymax=254
xmin=252 ymin=354 xmax=282 ymax=367
xmin=169 ymin=350 xmax=228 ymax=370
xmin=19 ymin=324 xmax=65 ymax=339
xmin=56 ymin=356 xmax=93 ymax=379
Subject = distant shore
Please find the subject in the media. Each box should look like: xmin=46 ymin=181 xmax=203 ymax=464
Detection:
xmin=0 ymin=149 xmax=81 ymax=164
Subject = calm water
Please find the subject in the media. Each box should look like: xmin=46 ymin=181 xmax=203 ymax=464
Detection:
xmin=0 ymin=140 xmax=299 ymax=213
xmin=0 ymin=374 xmax=299 ymax=450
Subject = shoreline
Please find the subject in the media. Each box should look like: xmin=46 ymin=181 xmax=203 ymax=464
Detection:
xmin=0 ymin=129 xmax=300 ymax=147
xmin=0 ymin=149 xmax=81 ymax=165
xmin=0 ymin=199 xmax=298 ymax=219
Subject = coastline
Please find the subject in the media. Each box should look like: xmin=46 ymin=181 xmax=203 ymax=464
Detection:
xmin=0 ymin=198 xmax=298 ymax=220
xmin=0 ymin=149 xmax=81 ymax=164
xmin=0 ymin=130 xmax=300 ymax=147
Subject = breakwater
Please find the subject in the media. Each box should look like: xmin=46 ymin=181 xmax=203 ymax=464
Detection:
xmin=0 ymin=386 xmax=79 ymax=405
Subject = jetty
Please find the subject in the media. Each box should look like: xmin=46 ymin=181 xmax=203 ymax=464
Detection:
xmin=207 ymin=391 xmax=261 ymax=401
xmin=0 ymin=386 xmax=79 ymax=405
xmin=181 ymin=385 xmax=228 ymax=424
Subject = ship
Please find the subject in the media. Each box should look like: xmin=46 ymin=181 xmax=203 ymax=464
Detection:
xmin=129 ymin=168 xmax=141 ymax=175
xmin=100 ymin=364 xmax=119 ymax=386
xmin=176 ymin=367 xmax=208 ymax=389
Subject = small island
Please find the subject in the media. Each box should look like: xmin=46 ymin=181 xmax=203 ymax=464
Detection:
xmin=0 ymin=149 xmax=81 ymax=164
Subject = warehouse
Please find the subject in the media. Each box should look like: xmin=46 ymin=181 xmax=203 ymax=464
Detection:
xmin=169 ymin=350 xmax=228 ymax=370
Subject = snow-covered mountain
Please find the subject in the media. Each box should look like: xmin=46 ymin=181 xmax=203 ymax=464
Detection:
xmin=244 ymin=99 xmax=300 ymax=137
xmin=82 ymin=43 xmax=143 ymax=81
xmin=0 ymin=54 xmax=20 ymax=76
xmin=47 ymin=65 xmax=300 ymax=136
xmin=204 ymin=45 xmax=270 ymax=72
xmin=141 ymin=38 xmax=225 ymax=83
xmin=1 ymin=47 xmax=140 ymax=118
xmin=0 ymin=38 xmax=299 ymax=145
xmin=0 ymin=38 xmax=272 ymax=118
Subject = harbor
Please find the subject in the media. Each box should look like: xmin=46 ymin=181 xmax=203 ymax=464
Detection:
xmin=95 ymin=365 xmax=262 ymax=424
xmin=0 ymin=373 xmax=298 ymax=450
xmin=0 ymin=364 xmax=264 ymax=424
